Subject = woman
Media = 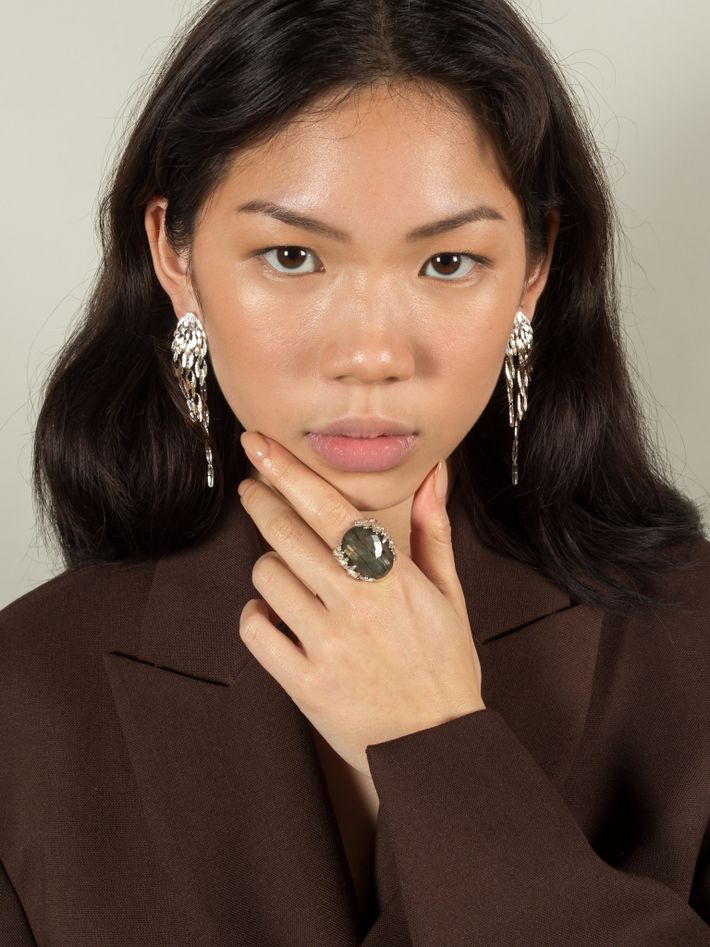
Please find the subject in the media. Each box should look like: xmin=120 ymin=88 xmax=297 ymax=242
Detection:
xmin=1 ymin=0 xmax=708 ymax=943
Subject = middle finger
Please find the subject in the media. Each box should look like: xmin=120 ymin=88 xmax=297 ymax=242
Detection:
xmin=239 ymin=476 xmax=349 ymax=610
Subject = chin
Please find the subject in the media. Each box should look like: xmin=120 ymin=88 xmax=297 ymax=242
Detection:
xmin=318 ymin=473 xmax=408 ymax=513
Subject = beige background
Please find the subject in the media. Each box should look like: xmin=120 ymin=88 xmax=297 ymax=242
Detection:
xmin=1 ymin=0 xmax=708 ymax=609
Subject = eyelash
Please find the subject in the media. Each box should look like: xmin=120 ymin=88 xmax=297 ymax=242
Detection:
xmin=249 ymin=245 xmax=490 ymax=282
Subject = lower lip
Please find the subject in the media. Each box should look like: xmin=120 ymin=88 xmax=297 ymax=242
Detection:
xmin=306 ymin=433 xmax=417 ymax=472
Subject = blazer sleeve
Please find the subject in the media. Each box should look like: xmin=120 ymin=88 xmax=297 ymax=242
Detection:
xmin=365 ymin=708 xmax=710 ymax=946
xmin=0 ymin=853 xmax=38 ymax=946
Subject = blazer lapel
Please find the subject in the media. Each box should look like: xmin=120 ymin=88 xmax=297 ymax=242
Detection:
xmin=449 ymin=481 xmax=604 ymax=791
xmin=103 ymin=492 xmax=364 ymax=946
xmin=102 ymin=474 xmax=602 ymax=945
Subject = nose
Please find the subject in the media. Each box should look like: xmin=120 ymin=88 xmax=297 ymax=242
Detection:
xmin=321 ymin=304 xmax=416 ymax=384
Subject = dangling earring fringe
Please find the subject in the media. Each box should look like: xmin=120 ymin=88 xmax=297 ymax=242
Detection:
xmin=171 ymin=312 xmax=215 ymax=488
xmin=504 ymin=310 xmax=534 ymax=486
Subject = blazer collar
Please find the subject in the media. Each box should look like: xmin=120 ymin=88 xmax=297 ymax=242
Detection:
xmin=447 ymin=475 xmax=573 ymax=644
xmin=102 ymin=474 xmax=597 ymax=945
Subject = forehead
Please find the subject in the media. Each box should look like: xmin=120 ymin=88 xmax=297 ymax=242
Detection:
xmin=276 ymin=81 xmax=487 ymax=150
xmin=212 ymin=81 xmax=519 ymax=228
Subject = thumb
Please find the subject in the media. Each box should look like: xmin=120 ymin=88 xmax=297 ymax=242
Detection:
xmin=409 ymin=459 xmax=463 ymax=606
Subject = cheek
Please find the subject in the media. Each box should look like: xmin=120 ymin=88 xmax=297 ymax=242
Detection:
xmin=192 ymin=242 xmax=304 ymax=378
xmin=205 ymin=316 xmax=306 ymax=424
xmin=434 ymin=309 xmax=511 ymax=428
xmin=441 ymin=305 xmax=510 ymax=382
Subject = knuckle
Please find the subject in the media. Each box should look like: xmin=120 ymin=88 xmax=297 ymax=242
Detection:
xmin=240 ymin=602 xmax=262 ymax=640
xmin=251 ymin=552 xmax=280 ymax=586
xmin=267 ymin=454 xmax=290 ymax=483
xmin=431 ymin=516 xmax=453 ymax=547
xmin=317 ymin=631 xmax=338 ymax=659
xmin=269 ymin=511 xmax=300 ymax=546
xmin=242 ymin=621 xmax=259 ymax=641
xmin=298 ymin=666 xmax=321 ymax=710
xmin=314 ymin=494 xmax=350 ymax=528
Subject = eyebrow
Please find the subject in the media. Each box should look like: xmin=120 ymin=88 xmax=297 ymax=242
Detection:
xmin=235 ymin=199 xmax=505 ymax=242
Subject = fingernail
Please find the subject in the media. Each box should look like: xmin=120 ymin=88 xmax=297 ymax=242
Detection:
xmin=241 ymin=431 xmax=270 ymax=462
xmin=434 ymin=459 xmax=448 ymax=502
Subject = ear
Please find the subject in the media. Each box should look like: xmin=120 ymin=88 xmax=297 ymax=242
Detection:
xmin=144 ymin=197 xmax=199 ymax=320
xmin=519 ymin=208 xmax=560 ymax=322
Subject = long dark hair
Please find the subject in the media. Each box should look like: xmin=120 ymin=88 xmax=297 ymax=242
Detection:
xmin=33 ymin=0 xmax=707 ymax=613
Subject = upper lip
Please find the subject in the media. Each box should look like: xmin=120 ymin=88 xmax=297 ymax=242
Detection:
xmin=309 ymin=416 xmax=416 ymax=437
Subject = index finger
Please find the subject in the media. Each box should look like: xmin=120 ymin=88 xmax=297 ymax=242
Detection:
xmin=240 ymin=431 xmax=367 ymax=552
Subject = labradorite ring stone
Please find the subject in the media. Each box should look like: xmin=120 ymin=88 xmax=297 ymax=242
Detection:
xmin=332 ymin=518 xmax=397 ymax=581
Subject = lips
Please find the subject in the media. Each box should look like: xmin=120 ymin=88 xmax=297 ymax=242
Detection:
xmin=306 ymin=432 xmax=417 ymax=472
xmin=309 ymin=416 xmax=416 ymax=438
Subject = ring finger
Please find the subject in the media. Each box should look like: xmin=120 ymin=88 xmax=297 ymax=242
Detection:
xmin=250 ymin=550 xmax=326 ymax=657
xmin=240 ymin=478 xmax=347 ymax=609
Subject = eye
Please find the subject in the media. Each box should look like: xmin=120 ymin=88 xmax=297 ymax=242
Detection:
xmin=422 ymin=252 xmax=484 ymax=281
xmin=257 ymin=246 xmax=322 ymax=275
xmin=252 ymin=245 xmax=488 ymax=281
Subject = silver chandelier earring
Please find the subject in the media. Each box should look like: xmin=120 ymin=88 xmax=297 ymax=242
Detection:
xmin=504 ymin=310 xmax=534 ymax=486
xmin=171 ymin=312 xmax=215 ymax=489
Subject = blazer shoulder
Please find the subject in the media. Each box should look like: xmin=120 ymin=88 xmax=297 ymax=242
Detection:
xmin=614 ymin=534 xmax=710 ymax=700
xmin=649 ymin=533 xmax=710 ymax=616
xmin=0 ymin=556 xmax=158 ymax=667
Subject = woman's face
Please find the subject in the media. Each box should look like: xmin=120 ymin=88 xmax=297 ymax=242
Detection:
xmin=147 ymin=81 xmax=557 ymax=520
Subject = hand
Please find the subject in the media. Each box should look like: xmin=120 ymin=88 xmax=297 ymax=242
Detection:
xmin=237 ymin=431 xmax=485 ymax=775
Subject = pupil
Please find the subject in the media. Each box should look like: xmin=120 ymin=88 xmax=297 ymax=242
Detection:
xmin=278 ymin=247 xmax=305 ymax=268
xmin=435 ymin=253 xmax=460 ymax=275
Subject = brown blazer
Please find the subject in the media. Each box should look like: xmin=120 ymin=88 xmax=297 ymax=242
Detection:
xmin=1 ymin=477 xmax=710 ymax=946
